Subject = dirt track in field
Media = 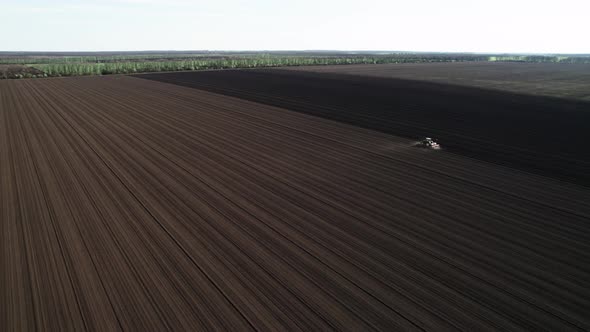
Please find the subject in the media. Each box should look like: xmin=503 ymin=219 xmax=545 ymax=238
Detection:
xmin=139 ymin=67 xmax=590 ymax=187
xmin=1 ymin=75 xmax=590 ymax=331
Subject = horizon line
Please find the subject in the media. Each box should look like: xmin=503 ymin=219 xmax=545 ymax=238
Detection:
xmin=1 ymin=50 xmax=590 ymax=56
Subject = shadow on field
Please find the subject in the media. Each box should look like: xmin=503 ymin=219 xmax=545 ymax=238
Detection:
xmin=137 ymin=69 xmax=590 ymax=187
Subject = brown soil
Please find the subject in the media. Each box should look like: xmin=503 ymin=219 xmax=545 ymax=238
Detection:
xmin=138 ymin=67 xmax=590 ymax=187
xmin=1 ymin=76 xmax=589 ymax=330
xmin=282 ymin=62 xmax=590 ymax=101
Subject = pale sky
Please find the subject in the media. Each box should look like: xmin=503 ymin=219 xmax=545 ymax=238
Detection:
xmin=1 ymin=0 xmax=588 ymax=53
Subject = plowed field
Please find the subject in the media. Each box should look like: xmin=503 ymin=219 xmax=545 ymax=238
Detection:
xmin=1 ymin=73 xmax=589 ymax=331
xmin=140 ymin=66 xmax=590 ymax=186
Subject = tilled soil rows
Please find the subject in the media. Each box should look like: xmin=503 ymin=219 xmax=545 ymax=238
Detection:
xmin=1 ymin=75 xmax=589 ymax=331
xmin=139 ymin=65 xmax=590 ymax=187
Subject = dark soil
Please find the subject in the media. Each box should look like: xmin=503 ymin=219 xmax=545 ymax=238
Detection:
xmin=2 ymin=76 xmax=589 ymax=331
xmin=138 ymin=67 xmax=590 ymax=187
xmin=283 ymin=62 xmax=590 ymax=101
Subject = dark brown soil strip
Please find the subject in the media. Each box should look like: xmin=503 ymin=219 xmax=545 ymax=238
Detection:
xmin=137 ymin=67 xmax=590 ymax=187
xmin=1 ymin=76 xmax=589 ymax=331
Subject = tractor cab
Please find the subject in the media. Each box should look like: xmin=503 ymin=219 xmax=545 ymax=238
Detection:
xmin=419 ymin=137 xmax=441 ymax=150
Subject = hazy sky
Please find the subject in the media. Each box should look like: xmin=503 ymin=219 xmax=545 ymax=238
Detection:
xmin=1 ymin=0 xmax=587 ymax=53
